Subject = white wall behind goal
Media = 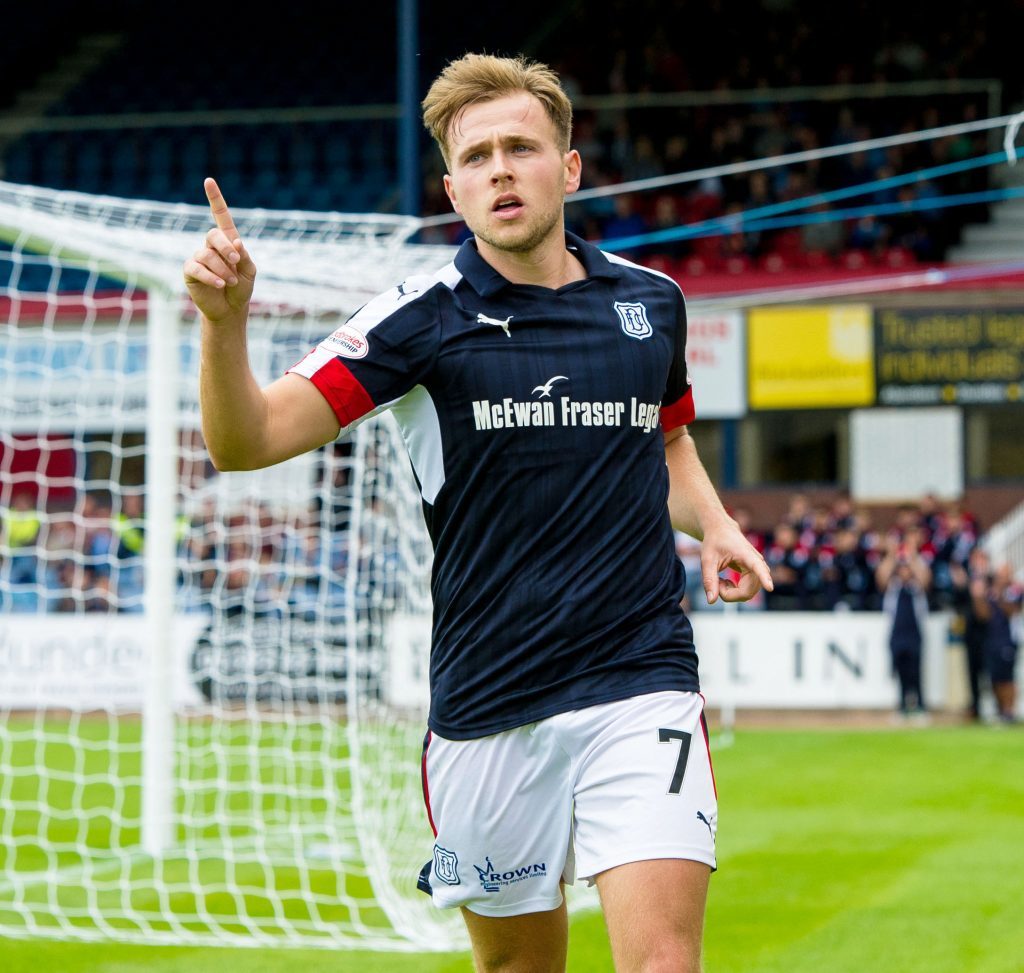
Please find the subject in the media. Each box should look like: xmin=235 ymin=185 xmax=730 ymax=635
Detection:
xmin=850 ymin=406 xmax=963 ymax=501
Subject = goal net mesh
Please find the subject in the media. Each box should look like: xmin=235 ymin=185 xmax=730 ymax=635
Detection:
xmin=0 ymin=180 xmax=475 ymax=950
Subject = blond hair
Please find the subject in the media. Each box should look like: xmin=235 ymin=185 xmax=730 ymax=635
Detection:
xmin=422 ymin=53 xmax=573 ymax=168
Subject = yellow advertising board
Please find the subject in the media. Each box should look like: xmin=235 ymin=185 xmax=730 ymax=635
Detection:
xmin=748 ymin=305 xmax=875 ymax=409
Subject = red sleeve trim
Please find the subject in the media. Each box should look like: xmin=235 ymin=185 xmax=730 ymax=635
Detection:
xmin=308 ymin=357 xmax=376 ymax=428
xmin=660 ymin=386 xmax=695 ymax=431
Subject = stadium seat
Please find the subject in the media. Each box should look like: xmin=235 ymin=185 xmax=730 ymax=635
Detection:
xmin=642 ymin=254 xmax=675 ymax=274
xmin=725 ymin=254 xmax=753 ymax=275
xmin=840 ymin=249 xmax=870 ymax=271
xmin=800 ymin=249 xmax=835 ymax=270
xmin=760 ymin=252 xmax=789 ymax=273
xmin=880 ymin=246 xmax=918 ymax=269
xmin=773 ymin=229 xmax=804 ymax=256
xmin=680 ymin=255 xmax=722 ymax=276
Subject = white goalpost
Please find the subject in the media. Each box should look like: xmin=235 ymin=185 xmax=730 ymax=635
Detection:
xmin=0 ymin=180 xmax=479 ymax=950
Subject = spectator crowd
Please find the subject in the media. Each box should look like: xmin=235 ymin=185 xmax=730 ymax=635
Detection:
xmin=677 ymin=492 xmax=989 ymax=614
xmin=419 ymin=3 xmax=1004 ymax=270
xmin=675 ymin=491 xmax=1021 ymax=722
xmin=0 ymin=484 xmax=399 ymax=624
xmin=2 ymin=483 xmax=1020 ymax=721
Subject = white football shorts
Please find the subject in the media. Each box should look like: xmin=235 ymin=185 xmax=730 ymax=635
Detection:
xmin=418 ymin=690 xmax=718 ymax=917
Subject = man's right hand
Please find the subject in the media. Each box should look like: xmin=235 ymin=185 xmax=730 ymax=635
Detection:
xmin=183 ymin=177 xmax=257 ymax=322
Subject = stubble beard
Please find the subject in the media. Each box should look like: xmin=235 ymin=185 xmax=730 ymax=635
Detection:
xmin=473 ymin=201 xmax=564 ymax=255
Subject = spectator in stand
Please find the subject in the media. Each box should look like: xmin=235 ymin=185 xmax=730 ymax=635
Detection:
xmin=823 ymin=527 xmax=874 ymax=611
xmin=952 ymin=547 xmax=993 ymax=722
xmin=891 ymin=503 xmax=921 ymax=538
xmin=877 ymin=535 xmax=932 ymax=719
xmin=796 ymin=505 xmax=834 ymax=610
xmin=112 ymin=492 xmax=145 ymax=612
xmin=602 ymin=194 xmax=649 ymax=255
xmin=764 ymin=522 xmax=809 ymax=611
xmin=648 ymin=194 xmax=688 ymax=262
xmin=971 ymin=563 xmax=1022 ymax=724
xmin=803 ymin=542 xmax=828 ymax=610
xmin=1 ymin=489 xmax=42 ymax=612
xmin=848 ymin=214 xmax=886 ymax=254
xmin=799 ymin=504 xmax=834 ymax=550
xmin=930 ymin=503 xmax=977 ymax=609
xmin=783 ymin=493 xmax=813 ymax=533
xmin=719 ymin=202 xmax=758 ymax=264
xmin=916 ymin=492 xmax=944 ymax=538
xmin=289 ymin=530 xmax=324 ymax=620
xmin=623 ymin=134 xmax=664 ymax=183
xmin=81 ymin=493 xmax=109 ymax=557
xmin=801 ymin=202 xmax=845 ymax=258
xmin=42 ymin=512 xmax=76 ymax=611
xmin=831 ymin=494 xmax=856 ymax=530
xmin=49 ymin=559 xmax=81 ymax=613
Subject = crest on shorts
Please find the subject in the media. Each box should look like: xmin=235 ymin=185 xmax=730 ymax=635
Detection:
xmin=614 ymin=301 xmax=653 ymax=340
xmin=432 ymin=844 xmax=460 ymax=886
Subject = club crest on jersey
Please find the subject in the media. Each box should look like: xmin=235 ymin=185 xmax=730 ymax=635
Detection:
xmin=614 ymin=301 xmax=653 ymax=340
xmin=324 ymin=323 xmax=369 ymax=359
xmin=432 ymin=845 xmax=460 ymax=886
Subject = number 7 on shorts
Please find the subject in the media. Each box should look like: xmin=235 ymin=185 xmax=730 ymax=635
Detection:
xmin=658 ymin=728 xmax=692 ymax=794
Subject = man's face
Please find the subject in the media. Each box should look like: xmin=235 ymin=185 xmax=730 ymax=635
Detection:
xmin=443 ymin=91 xmax=581 ymax=258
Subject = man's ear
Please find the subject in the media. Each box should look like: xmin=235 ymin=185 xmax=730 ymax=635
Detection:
xmin=564 ymin=149 xmax=582 ymax=195
xmin=443 ymin=173 xmax=462 ymax=214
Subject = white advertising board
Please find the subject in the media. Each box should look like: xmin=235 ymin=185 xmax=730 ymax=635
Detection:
xmin=384 ymin=612 xmax=432 ymax=708
xmin=2 ymin=611 xmax=954 ymax=712
xmin=693 ymin=612 xmax=951 ymax=709
xmin=0 ymin=615 xmax=206 ymax=710
xmin=685 ymin=311 xmax=745 ymax=419
xmin=850 ymin=407 xmax=964 ymax=502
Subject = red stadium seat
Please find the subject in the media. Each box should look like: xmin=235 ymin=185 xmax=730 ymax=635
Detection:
xmin=840 ymin=249 xmax=870 ymax=271
xmin=880 ymin=246 xmax=918 ymax=269
xmin=683 ymin=254 xmax=729 ymax=276
xmin=642 ymin=254 xmax=675 ymax=274
xmin=773 ymin=229 xmax=804 ymax=256
xmin=725 ymin=254 xmax=753 ymax=275
xmin=760 ymin=252 xmax=789 ymax=273
xmin=801 ymin=249 xmax=835 ymax=270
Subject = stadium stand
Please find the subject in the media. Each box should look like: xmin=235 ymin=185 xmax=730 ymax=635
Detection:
xmin=1 ymin=0 xmax=1019 ymax=264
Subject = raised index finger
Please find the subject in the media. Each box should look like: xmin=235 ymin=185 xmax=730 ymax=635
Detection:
xmin=204 ymin=177 xmax=238 ymax=238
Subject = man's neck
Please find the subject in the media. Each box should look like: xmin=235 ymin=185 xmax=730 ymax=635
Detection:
xmin=476 ymin=228 xmax=587 ymax=289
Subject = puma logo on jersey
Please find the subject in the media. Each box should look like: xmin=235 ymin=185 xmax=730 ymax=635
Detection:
xmin=532 ymin=375 xmax=568 ymax=398
xmin=697 ymin=811 xmax=714 ymax=837
xmin=477 ymin=312 xmax=513 ymax=337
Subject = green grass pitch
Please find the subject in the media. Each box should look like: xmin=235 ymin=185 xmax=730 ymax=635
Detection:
xmin=2 ymin=725 xmax=1023 ymax=972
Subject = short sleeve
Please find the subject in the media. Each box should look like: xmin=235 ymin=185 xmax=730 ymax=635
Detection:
xmin=287 ymin=285 xmax=440 ymax=433
xmin=660 ymin=291 xmax=695 ymax=431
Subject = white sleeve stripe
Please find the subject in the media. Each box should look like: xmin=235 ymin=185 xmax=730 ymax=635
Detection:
xmin=346 ymin=260 xmax=463 ymax=336
xmin=391 ymin=385 xmax=445 ymax=504
xmin=603 ymin=250 xmax=685 ymax=295
xmin=337 ymin=395 xmax=401 ymax=439
xmin=288 ymin=346 xmax=335 ymax=378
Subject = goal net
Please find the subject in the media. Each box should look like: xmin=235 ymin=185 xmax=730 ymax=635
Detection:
xmin=0 ymin=179 xmax=472 ymax=950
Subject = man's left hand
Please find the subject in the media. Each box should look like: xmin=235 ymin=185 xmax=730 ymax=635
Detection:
xmin=699 ymin=521 xmax=774 ymax=605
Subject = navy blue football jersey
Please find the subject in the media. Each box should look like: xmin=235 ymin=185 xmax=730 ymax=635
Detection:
xmin=289 ymin=232 xmax=699 ymax=739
